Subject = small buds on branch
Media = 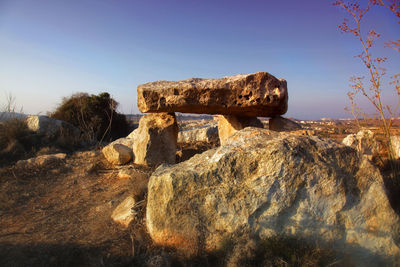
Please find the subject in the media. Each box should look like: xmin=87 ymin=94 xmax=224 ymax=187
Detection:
xmin=335 ymin=0 xmax=400 ymax=167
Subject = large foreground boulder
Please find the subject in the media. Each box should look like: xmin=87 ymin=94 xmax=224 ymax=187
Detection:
xmin=137 ymin=72 xmax=288 ymax=117
xmin=146 ymin=128 xmax=400 ymax=265
xmin=133 ymin=113 xmax=179 ymax=166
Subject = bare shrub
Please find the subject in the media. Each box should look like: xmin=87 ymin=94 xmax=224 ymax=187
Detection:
xmin=334 ymin=0 xmax=400 ymax=179
xmin=50 ymin=92 xmax=129 ymax=143
xmin=0 ymin=118 xmax=38 ymax=165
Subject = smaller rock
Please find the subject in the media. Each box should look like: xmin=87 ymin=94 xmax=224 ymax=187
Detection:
xmin=390 ymin=136 xmax=400 ymax=159
xmin=102 ymin=144 xmax=133 ymax=165
xmin=118 ymin=168 xmax=133 ymax=179
xmin=216 ymin=115 xmax=263 ymax=145
xmin=178 ymin=125 xmax=219 ymax=144
xmin=269 ymin=116 xmax=302 ymax=132
xmin=111 ymin=137 xmax=135 ymax=147
xmin=342 ymin=129 xmax=380 ymax=157
xmin=16 ymin=153 xmax=67 ymax=168
xmin=26 ymin=115 xmax=80 ymax=139
xmin=111 ymin=196 xmax=136 ymax=228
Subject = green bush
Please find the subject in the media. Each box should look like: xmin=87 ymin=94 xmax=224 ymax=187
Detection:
xmin=50 ymin=92 xmax=129 ymax=142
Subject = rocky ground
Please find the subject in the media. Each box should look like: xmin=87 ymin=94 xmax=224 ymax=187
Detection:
xmin=0 ymin=118 xmax=399 ymax=266
xmin=0 ymin=151 xmax=153 ymax=266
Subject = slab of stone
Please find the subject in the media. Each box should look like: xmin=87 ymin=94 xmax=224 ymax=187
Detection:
xmin=137 ymin=72 xmax=288 ymax=117
xmin=133 ymin=113 xmax=179 ymax=166
xmin=216 ymin=115 xmax=263 ymax=145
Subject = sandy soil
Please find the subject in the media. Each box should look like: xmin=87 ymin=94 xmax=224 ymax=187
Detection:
xmin=0 ymin=150 xmax=153 ymax=266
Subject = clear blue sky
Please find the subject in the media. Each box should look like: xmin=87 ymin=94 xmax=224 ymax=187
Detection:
xmin=0 ymin=0 xmax=399 ymax=120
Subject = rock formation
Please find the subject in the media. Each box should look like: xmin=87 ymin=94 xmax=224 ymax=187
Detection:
xmin=134 ymin=72 xmax=290 ymax=164
xmin=137 ymin=72 xmax=288 ymax=117
xmin=133 ymin=113 xmax=179 ymax=166
xmin=216 ymin=115 xmax=263 ymax=145
xmin=146 ymin=128 xmax=400 ymax=265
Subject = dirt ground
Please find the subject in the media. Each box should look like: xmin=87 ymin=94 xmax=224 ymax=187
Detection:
xmin=0 ymin=150 xmax=154 ymax=266
xmin=0 ymin=122 xmax=399 ymax=266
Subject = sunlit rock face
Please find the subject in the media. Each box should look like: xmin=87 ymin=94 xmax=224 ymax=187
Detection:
xmin=137 ymin=72 xmax=288 ymax=117
xmin=146 ymin=128 xmax=400 ymax=265
xmin=102 ymin=143 xmax=133 ymax=165
xmin=216 ymin=115 xmax=263 ymax=145
xmin=133 ymin=113 xmax=178 ymax=167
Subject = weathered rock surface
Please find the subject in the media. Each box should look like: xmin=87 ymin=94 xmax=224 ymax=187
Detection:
xmin=133 ymin=113 xmax=179 ymax=166
xmin=127 ymin=128 xmax=138 ymax=140
xmin=216 ymin=115 xmax=263 ymax=145
xmin=269 ymin=116 xmax=302 ymax=132
xmin=102 ymin=143 xmax=133 ymax=165
xmin=111 ymin=137 xmax=135 ymax=148
xmin=26 ymin=115 xmax=80 ymax=139
xmin=137 ymin=72 xmax=288 ymax=117
xmin=111 ymin=196 xmax=136 ymax=228
xmin=146 ymin=128 xmax=400 ymax=265
xmin=342 ymin=129 xmax=380 ymax=158
xmin=390 ymin=136 xmax=400 ymax=159
xmin=178 ymin=125 xmax=219 ymax=144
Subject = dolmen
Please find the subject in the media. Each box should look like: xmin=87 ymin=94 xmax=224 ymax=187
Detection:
xmin=134 ymin=72 xmax=291 ymax=166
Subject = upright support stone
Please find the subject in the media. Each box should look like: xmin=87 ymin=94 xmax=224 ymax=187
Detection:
xmin=133 ymin=113 xmax=179 ymax=166
xmin=269 ymin=116 xmax=302 ymax=132
xmin=216 ymin=115 xmax=263 ymax=145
